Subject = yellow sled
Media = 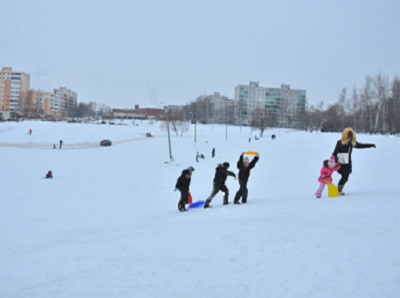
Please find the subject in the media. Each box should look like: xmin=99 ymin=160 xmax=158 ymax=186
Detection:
xmin=244 ymin=150 xmax=259 ymax=155
xmin=327 ymin=182 xmax=339 ymax=198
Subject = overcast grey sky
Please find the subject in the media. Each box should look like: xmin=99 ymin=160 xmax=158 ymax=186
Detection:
xmin=1 ymin=0 xmax=399 ymax=109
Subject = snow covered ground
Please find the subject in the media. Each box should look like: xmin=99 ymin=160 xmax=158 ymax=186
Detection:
xmin=1 ymin=120 xmax=399 ymax=298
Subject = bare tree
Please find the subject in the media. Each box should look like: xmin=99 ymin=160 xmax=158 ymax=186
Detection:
xmin=97 ymin=104 xmax=112 ymax=116
xmin=388 ymin=76 xmax=400 ymax=133
xmin=250 ymin=107 xmax=276 ymax=137
xmin=359 ymin=76 xmax=375 ymax=132
xmin=373 ymin=73 xmax=390 ymax=133
xmin=337 ymin=88 xmax=347 ymax=129
xmin=350 ymin=88 xmax=360 ymax=131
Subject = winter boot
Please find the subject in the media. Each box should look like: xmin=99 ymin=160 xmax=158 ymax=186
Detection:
xmin=338 ymin=184 xmax=345 ymax=196
xmin=204 ymin=199 xmax=211 ymax=208
xmin=178 ymin=201 xmax=186 ymax=212
xmin=234 ymin=200 xmax=241 ymax=204
xmin=223 ymin=197 xmax=229 ymax=205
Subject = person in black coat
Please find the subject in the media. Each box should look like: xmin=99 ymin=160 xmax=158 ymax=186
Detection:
xmin=332 ymin=128 xmax=376 ymax=195
xmin=233 ymin=153 xmax=259 ymax=204
xmin=175 ymin=166 xmax=195 ymax=212
xmin=204 ymin=162 xmax=236 ymax=208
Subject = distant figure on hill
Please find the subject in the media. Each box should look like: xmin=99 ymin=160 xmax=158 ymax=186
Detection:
xmin=28 ymin=128 xmax=32 ymax=135
xmin=45 ymin=170 xmax=53 ymax=179
xmin=211 ymin=148 xmax=215 ymax=158
xmin=196 ymin=152 xmax=205 ymax=162
xmin=271 ymin=134 xmax=276 ymax=140
xmin=59 ymin=140 xmax=63 ymax=149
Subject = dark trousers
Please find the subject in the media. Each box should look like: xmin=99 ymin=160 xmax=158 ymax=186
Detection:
xmin=179 ymin=189 xmax=189 ymax=208
xmin=234 ymin=180 xmax=248 ymax=203
xmin=338 ymin=166 xmax=351 ymax=190
xmin=206 ymin=183 xmax=228 ymax=203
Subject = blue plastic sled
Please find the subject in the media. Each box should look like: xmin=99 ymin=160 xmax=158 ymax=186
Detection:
xmin=188 ymin=200 xmax=205 ymax=209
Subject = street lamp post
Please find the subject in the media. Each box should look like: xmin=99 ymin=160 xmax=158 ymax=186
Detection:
xmin=225 ymin=104 xmax=228 ymax=141
xmin=226 ymin=118 xmax=228 ymax=141
xmin=161 ymin=101 xmax=173 ymax=161
xmin=189 ymin=111 xmax=197 ymax=144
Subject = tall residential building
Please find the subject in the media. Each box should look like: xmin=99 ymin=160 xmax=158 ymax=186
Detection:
xmin=200 ymin=92 xmax=233 ymax=123
xmin=234 ymin=81 xmax=306 ymax=127
xmin=28 ymin=90 xmax=63 ymax=117
xmin=53 ymin=86 xmax=77 ymax=116
xmin=0 ymin=67 xmax=30 ymax=115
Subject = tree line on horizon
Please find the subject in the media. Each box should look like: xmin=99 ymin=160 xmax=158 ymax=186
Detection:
xmin=299 ymin=73 xmax=400 ymax=134
xmin=75 ymin=73 xmax=400 ymax=135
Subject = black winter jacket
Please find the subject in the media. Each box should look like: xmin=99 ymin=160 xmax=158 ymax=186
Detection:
xmin=237 ymin=155 xmax=259 ymax=182
xmin=213 ymin=165 xmax=235 ymax=186
xmin=175 ymin=169 xmax=191 ymax=191
xmin=332 ymin=140 xmax=374 ymax=174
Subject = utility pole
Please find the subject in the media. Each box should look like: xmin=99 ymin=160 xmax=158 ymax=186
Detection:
xmin=160 ymin=101 xmax=173 ymax=161
xmin=190 ymin=111 xmax=197 ymax=144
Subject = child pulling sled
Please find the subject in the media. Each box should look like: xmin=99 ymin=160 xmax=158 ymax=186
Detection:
xmin=315 ymin=156 xmax=340 ymax=198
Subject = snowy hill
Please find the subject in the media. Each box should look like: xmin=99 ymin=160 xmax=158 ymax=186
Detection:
xmin=1 ymin=120 xmax=399 ymax=298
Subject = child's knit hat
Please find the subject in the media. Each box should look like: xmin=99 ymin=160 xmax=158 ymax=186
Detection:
xmin=328 ymin=156 xmax=336 ymax=168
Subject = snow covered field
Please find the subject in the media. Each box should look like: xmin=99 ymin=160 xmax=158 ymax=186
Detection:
xmin=1 ymin=120 xmax=399 ymax=298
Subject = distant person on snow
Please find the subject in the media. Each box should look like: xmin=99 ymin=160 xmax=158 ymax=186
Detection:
xmin=59 ymin=140 xmax=63 ymax=149
xmin=233 ymin=153 xmax=259 ymax=204
xmin=212 ymin=148 xmax=215 ymax=158
xmin=332 ymin=128 xmax=376 ymax=195
xmin=45 ymin=170 xmax=53 ymax=179
xmin=204 ymin=162 xmax=236 ymax=208
xmin=175 ymin=166 xmax=195 ymax=212
xmin=315 ymin=156 xmax=340 ymax=198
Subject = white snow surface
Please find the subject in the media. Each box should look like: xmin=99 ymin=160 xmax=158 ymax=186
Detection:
xmin=1 ymin=120 xmax=399 ymax=298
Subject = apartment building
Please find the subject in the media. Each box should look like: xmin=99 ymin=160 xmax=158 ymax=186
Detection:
xmin=28 ymin=90 xmax=63 ymax=117
xmin=194 ymin=92 xmax=234 ymax=124
xmin=0 ymin=67 xmax=30 ymax=116
xmin=53 ymin=87 xmax=78 ymax=116
xmin=234 ymin=81 xmax=306 ymax=127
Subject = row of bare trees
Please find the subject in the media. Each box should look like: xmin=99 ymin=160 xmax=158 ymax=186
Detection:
xmin=299 ymin=74 xmax=400 ymax=134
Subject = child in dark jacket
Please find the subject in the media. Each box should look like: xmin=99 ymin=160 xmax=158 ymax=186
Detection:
xmin=315 ymin=156 xmax=340 ymax=198
xmin=233 ymin=153 xmax=259 ymax=204
xmin=204 ymin=162 xmax=236 ymax=208
xmin=175 ymin=166 xmax=195 ymax=212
